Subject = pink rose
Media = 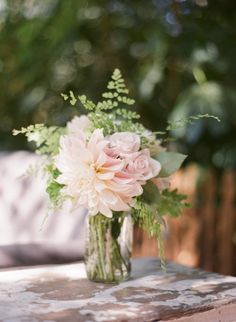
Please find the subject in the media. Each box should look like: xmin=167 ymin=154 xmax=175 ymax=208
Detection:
xmin=126 ymin=149 xmax=161 ymax=182
xmin=108 ymin=132 xmax=140 ymax=156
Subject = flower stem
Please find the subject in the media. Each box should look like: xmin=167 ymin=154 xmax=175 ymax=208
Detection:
xmin=85 ymin=213 xmax=132 ymax=283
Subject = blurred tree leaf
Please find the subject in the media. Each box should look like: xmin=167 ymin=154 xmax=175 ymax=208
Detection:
xmin=0 ymin=0 xmax=235 ymax=169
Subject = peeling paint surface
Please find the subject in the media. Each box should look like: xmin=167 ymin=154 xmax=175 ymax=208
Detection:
xmin=0 ymin=258 xmax=236 ymax=321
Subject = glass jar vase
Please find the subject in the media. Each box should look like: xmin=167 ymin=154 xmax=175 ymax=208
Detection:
xmin=85 ymin=212 xmax=133 ymax=283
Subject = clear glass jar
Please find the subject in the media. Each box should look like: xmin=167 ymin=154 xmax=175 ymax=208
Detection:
xmin=85 ymin=212 xmax=133 ymax=283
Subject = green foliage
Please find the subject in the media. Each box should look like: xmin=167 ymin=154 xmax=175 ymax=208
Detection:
xmin=13 ymin=124 xmax=65 ymax=156
xmin=97 ymin=99 xmax=118 ymax=111
xmin=141 ymin=180 xmax=161 ymax=205
xmin=45 ymin=165 xmax=64 ymax=207
xmin=140 ymin=181 xmax=189 ymax=218
xmin=147 ymin=114 xmax=221 ymax=143
xmin=88 ymin=112 xmax=116 ymax=135
xmin=132 ymin=181 xmax=189 ymax=268
xmin=74 ymin=69 xmax=135 ymax=114
xmin=68 ymin=69 xmax=142 ymax=136
xmin=107 ymin=69 xmax=130 ymax=94
xmin=46 ymin=179 xmax=63 ymax=206
xmin=99 ymin=69 xmax=135 ymax=109
xmin=78 ymin=95 xmax=96 ymax=111
xmin=154 ymin=152 xmax=187 ymax=177
xmin=157 ymin=189 xmax=190 ymax=218
xmin=13 ymin=124 xmax=45 ymax=139
xmin=132 ymin=199 xmax=166 ymax=269
xmin=2 ymin=1 xmax=235 ymax=168
xmin=166 ymin=114 xmax=221 ymax=131
xmin=13 ymin=125 xmax=65 ymax=205
xmin=61 ymin=91 xmax=77 ymax=106
xmin=115 ymin=108 xmax=140 ymax=120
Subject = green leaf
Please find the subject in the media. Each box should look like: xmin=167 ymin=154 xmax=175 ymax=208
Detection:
xmin=79 ymin=95 xmax=96 ymax=110
xmin=69 ymin=90 xmax=77 ymax=106
xmin=45 ymin=165 xmax=64 ymax=205
xmin=46 ymin=180 xmax=63 ymax=204
xmin=61 ymin=91 xmax=77 ymax=106
xmin=157 ymin=189 xmax=190 ymax=218
xmin=61 ymin=93 xmax=69 ymax=101
xmin=142 ymin=180 xmax=160 ymax=205
xmin=154 ymin=151 xmax=187 ymax=177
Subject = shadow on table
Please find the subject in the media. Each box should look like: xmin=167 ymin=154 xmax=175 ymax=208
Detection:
xmin=0 ymin=243 xmax=84 ymax=268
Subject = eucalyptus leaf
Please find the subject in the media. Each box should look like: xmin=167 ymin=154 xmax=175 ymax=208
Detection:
xmin=142 ymin=180 xmax=161 ymax=205
xmin=154 ymin=152 xmax=187 ymax=177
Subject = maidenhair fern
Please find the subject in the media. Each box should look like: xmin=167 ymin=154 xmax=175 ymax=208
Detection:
xmin=132 ymin=199 xmax=167 ymax=270
xmin=133 ymin=181 xmax=189 ymax=269
xmin=61 ymin=90 xmax=77 ymax=106
xmin=61 ymin=69 xmax=138 ymax=136
xmin=13 ymin=124 xmax=65 ymax=156
xmin=78 ymin=95 xmax=96 ymax=111
xmin=166 ymin=113 xmax=220 ymax=131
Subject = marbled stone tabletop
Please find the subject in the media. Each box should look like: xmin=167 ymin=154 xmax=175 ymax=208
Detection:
xmin=0 ymin=258 xmax=236 ymax=322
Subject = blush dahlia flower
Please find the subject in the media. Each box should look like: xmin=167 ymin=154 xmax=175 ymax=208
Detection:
xmin=55 ymin=122 xmax=161 ymax=217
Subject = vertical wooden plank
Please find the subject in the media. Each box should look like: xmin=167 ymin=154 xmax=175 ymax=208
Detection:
xmin=133 ymin=226 xmax=158 ymax=257
xmin=133 ymin=167 xmax=236 ymax=276
xmin=167 ymin=165 xmax=200 ymax=267
xmin=164 ymin=169 xmax=183 ymax=261
xmin=217 ymin=170 xmax=236 ymax=275
xmin=200 ymin=170 xmax=217 ymax=272
xmin=133 ymin=226 xmax=144 ymax=257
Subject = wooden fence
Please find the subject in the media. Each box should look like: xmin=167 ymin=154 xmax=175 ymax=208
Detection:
xmin=133 ymin=165 xmax=236 ymax=276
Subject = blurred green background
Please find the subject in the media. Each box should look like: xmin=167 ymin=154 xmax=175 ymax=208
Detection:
xmin=1 ymin=0 xmax=236 ymax=169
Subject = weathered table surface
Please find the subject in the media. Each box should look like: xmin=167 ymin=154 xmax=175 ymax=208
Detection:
xmin=0 ymin=258 xmax=236 ymax=322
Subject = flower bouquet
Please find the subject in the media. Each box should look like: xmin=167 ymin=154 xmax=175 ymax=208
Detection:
xmin=13 ymin=69 xmax=218 ymax=283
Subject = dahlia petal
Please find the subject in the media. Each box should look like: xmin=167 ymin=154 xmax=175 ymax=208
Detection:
xmin=96 ymin=152 xmax=107 ymax=167
xmin=88 ymin=129 xmax=104 ymax=148
xmin=110 ymin=197 xmax=131 ymax=212
xmin=113 ymin=175 xmax=135 ymax=184
xmin=100 ymin=189 xmax=118 ymax=205
xmin=97 ymin=172 xmax=114 ymax=180
xmin=98 ymin=202 xmax=113 ymax=218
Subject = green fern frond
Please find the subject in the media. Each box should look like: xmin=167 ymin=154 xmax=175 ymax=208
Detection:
xmin=132 ymin=199 xmax=167 ymax=270
xmin=167 ymin=113 xmax=220 ymax=131
xmin=13 ymin=124 xmax=45 ymax=137
xmin=103 ymin=69 xmax=135 ymax=108
xmin=13 ymin=124 xmax=65 ymax=156
xmin=73 ymin=69 xmax=138 ymax=135
xmin=78 ymin=95 xmax=96 ymax=111
xmin=115 ymin=108 xmax=140 ymax=120
xmin=60 ymin=93 xmax=69 ymax=101
xmin=102 ymin=92 xmax=119 ymax=99
xmin=88 ymin=112 xmax=116 ymax=135
xmin=117 ymin=96 xmax=135 ymax=105
xmin=97 ymin=100 xmax=118 ymax=110
xmin=61 ymin=90 xmax=77 ymax=106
